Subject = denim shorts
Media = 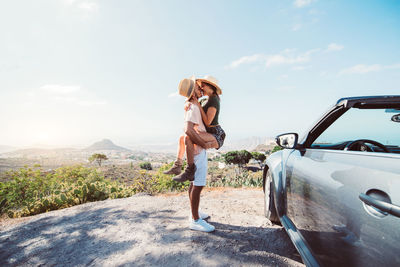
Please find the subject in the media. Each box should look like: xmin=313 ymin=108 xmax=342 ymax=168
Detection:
xmin=206 ymin=125 xmax=226 ymax=150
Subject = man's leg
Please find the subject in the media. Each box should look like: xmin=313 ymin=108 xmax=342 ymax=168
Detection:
xmin=164 ymin=135 xmax=184 ymax=175
xmin=188 ymin=150 xmax=214 ymax=232
xmin=198 ymin=132 xmax=219 ymax=149
xmin=190 ymin=185 xmax=203 ymax=221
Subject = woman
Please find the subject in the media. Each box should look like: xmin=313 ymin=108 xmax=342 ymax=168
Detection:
xmin=164 ymin=75 xmax=225 ymax=181
xmin=195 ymin=75 xmax=225 ymax=150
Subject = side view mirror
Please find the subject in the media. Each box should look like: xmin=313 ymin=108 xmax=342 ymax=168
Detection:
xmin=391 ymin=114 xmax=400 ymax=123
xmin=276 ymin=133 xmax=299 ymax=149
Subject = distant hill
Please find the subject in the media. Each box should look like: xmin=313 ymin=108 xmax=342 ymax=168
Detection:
xmin=127 ymin=136 xmax=277 ymax=153
xmin=0 ymin=145 xmax=17 ymax=154
xmin=220 ymin=136 xmax=275 ymax=152
xmin=251 ymin=143 xmax=276 ymax=153
xmin=1 ymin=147 xmax=80 ymax=158
xmin=84 ymin=139 xmax=131 ymax=152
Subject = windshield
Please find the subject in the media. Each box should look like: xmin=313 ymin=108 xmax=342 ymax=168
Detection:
xmin=313 ymin=108 xmax=400 ymax=147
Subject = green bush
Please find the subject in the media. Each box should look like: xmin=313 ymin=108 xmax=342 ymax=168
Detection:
xmin=153 ymin=163 xmax=190 ymax=192
xmin=0 ymin=165 xmax=135 ymax=218
xmin=0 ymin=161 xmax=264 ymax=219
xmin=223 ymin=150 xmax=252 ymax=168
xmin=207 ymin=168 xmax=263 ymax=188
xmin=139 ymin=162 xmax=152 ymax=170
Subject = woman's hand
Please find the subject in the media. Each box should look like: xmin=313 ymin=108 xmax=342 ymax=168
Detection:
xmin=184 ymin=101 xmax=192 ymax=111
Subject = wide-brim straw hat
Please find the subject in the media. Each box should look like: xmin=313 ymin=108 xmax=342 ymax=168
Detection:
xmin=178 ymin=75 xmax=196 ymax=99
xmin=196 ymin=75 xmax=222 ymax=95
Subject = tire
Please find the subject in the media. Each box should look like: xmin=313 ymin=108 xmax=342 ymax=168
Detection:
xmin=264 ymin=170 xmax=280 ymax=224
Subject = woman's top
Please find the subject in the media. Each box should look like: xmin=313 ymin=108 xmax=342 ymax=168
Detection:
xmin=201 ymin=95 xmax=220 ymax=126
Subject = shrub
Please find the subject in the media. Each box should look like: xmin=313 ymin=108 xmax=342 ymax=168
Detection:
xmin=271 ymin=145 xmax=283 ymax=154
xmin=153 ymin=163 xmax=190 ymax=193
xmin=0 ymin=165 xmax=134 ymax=218
xmin=139 ymin=162 xmax=152 ymax=170
xmin=223 ymin=150 xmax=252 ymax=168
xmin=88 ymin=153 xmax=108 ymax=166
xmin=207 ymin=169 xmax=263 ymax=188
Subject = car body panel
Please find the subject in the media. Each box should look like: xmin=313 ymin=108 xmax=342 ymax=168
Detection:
xmin=263 ymin=95 xmax=400 ymax=267
xmin=286 ymin=149 xmax=400 ymax=266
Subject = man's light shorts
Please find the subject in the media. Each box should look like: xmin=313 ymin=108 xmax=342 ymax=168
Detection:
xmin=193 ymin=149 xmax=207 ymax=186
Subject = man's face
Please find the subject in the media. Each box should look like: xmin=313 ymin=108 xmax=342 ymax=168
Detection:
xmin=193 ymin=83 xmax=203 ymax=99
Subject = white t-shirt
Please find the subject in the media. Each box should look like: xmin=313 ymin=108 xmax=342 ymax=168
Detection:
xmin=184 ymin=104 xmax=206 ymax=133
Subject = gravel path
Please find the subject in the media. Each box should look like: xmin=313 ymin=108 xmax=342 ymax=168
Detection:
xmin=0 ymin=188 xmax=304 ymax=267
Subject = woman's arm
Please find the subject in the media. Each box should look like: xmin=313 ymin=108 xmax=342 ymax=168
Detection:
xmin=194 ymin=99 xmax=216 ymax=127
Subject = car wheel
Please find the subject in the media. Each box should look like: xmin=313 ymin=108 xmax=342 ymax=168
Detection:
xmin=264 ymin=170 xmax=280 ymax=224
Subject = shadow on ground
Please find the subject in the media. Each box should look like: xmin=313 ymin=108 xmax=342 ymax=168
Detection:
xmin=0 ymin=199 xmax=302 ymax=266
xmin=0 ymin=207 xmax=136 ymax=266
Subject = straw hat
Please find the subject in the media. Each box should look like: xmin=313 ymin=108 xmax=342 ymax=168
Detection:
xmin=178 ymin=76 xmax=196 ymax=99
xmin=196 ymin=75 xmax=222 ymax=95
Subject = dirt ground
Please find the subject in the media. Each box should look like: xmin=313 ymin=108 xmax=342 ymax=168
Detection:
xmin=0 ymin=188 xmax=304 ymax=267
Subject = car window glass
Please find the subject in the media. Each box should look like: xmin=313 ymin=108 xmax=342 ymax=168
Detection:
xmin=313 ymin=108 xmax=400 ymax=150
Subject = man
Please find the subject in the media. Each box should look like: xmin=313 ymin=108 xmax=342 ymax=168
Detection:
xmin=174 ymin=77 xmax=215 ymax=232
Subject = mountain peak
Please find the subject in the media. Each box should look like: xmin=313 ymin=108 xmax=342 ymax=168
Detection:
xmin=85 ymin=139 xmax=130 ymax=152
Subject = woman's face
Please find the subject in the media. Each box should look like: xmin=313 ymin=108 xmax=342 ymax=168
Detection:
xmin=201 ymin=82 xmax=214 ymax=96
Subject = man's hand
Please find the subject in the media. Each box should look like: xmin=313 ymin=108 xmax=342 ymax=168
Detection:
xmin=205 ymin=142 xmax=213 ymax=149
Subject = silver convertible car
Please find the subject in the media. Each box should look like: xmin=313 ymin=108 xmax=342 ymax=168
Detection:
xmin=263 ymin=95 xmax=400 ymax=267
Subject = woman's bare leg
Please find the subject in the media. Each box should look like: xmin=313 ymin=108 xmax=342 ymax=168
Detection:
xmin=172 ymin=135 xmax=198 ymax=182
xmin=163 ymin=135 xmax=185 ymax=175
xmin=177 ymin=135 xmax=185 ymax=160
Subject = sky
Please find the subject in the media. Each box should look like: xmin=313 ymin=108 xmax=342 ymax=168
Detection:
xmin=0 ymin=0 xmax=399 ymax=148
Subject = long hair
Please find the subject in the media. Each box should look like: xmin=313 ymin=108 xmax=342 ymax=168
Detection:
xmin=204 ymin=82 xmax=220 ymax=100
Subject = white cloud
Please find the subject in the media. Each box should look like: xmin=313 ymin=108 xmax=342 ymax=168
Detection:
xmin=278 ymin=74 xmax=289 ymax=80
xmin=227 ymin=54 xmax=266 ymax=69
xmin=40 ymin=84 xmax=81 ymax=94
xmin=275 ymin=86 xmax=296 ymax=92
xmin=291 ymin=65 xmax=310 ymax=71
xmin=294 ymin=0 xmax=317 ymax=8
xmin=33 ymin=84 xmax=107 ymax=107
xmin=339 ymin=63 xmax=400 ymax=75
xmin=386 ymin=63 xmax=400 ymax=69
xmin=168 ymin=92 xmax=179 ymax=98
xmin=292 ymin=23 xmax=302 ymax=31
xmin=320 ymin=71 xmax=328 ymax=76
xmin=78 ymin=2 xmax=98 ymax=11
xmin=63 ymin=0 xmax=99 ymax=12
xmin=340 ymin=64 xmax=382 ymax=75
xmin=265 ymin=48 xmax=319 ymax=68
xmin=76 ymin=100 xmax=107 ymax=106
xmin=228 ymin=48 xmax=320 ymax=69
xmin=325 ymin=43 xmax=344 ymax=52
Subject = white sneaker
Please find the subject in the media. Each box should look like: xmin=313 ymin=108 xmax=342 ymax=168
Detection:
xmin=199 ymin=210 xmax=210 ymax=220
xmin=190 ymin=219 xmax=215 ymax=232
xmin=188 ymin=210 xmax=210 ymax=222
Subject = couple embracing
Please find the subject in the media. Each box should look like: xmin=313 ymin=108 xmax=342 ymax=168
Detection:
xmin=164 ymin=75 xmax=225 ymax=232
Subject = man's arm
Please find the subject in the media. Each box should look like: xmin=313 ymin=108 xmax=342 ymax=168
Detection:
xmin=185 ymin=121 xmax=206 ymax=149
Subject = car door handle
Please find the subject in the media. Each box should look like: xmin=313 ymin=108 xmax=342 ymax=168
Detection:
xmin=359 ymin=193 xmax=400 ymax=218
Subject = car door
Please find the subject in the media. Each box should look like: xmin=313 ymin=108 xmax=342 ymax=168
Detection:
xmin=284 ymin=107 xmax=400 ymax=267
